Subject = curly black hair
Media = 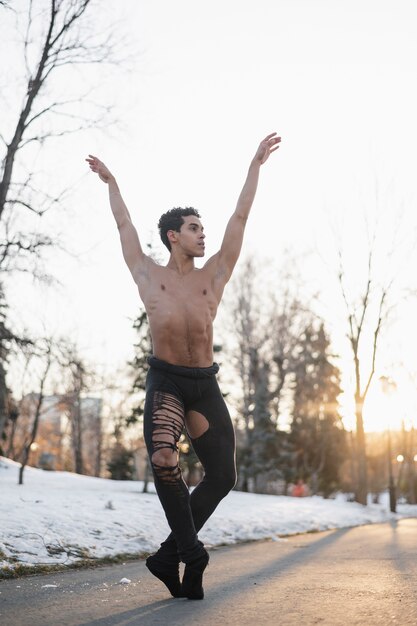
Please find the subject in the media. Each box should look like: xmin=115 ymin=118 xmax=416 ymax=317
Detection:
xmin=158 ymin=207 xmax=201 ymax=251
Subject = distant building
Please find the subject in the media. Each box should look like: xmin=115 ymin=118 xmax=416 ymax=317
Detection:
xmin=20 ymin=393 xmax=103 ymax=476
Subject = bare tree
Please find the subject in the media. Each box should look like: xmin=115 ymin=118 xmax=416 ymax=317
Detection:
xmin=18 ymin=338 xmax=53 ymax=484
xmin=338 ymin=246 xmax=392 ymax=505
xmin=55 ymin=339 xmax=104 ymax=475
xmin=232 ymin=258 xmax=265 ymax=426
xmin=228 ymin=256 xmax=314 ymax=493
xmin=227 ymin=258 xmax=266 ymax=490
xmin=0 ymin=0 xmax=127 ymax=275
xmin=1 ymin=0 xmax=130 ymax=446
xmin=269 ymin=286 xmax=313 ymax=426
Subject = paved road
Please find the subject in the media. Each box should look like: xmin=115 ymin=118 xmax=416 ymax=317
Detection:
xmin=1 ymin=519 xmax=416 ymax=626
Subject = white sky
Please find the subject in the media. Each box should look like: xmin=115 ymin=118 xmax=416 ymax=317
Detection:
xmin=3 ymin=0 xmax=417 ymax=431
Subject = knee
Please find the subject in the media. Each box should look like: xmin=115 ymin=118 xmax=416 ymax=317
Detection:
xmin=210 ymin=468 xmax=236 ymax=497
xmin=151 ymin=449 xmax=181 ymax=483
xmin=151 ymin=449 xmax=177 ymax=469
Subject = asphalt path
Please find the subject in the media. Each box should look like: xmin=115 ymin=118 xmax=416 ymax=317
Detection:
xmin=1 ymin=519 xmax=416 ymax=626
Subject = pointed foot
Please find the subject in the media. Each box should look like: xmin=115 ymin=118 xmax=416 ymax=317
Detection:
xmin=182 ymin=550 xmax=209 ymax=600
xmin=146 ymin=554 xmax=184 ymax=598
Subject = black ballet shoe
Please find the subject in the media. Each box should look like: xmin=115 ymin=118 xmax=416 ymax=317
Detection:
xmin=146 ymin=554 xmax=184 ymax=598
xmin=182 ymin=550 xmax=209 ymax=600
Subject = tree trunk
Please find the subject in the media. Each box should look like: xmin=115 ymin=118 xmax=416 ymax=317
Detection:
xmin=19 ymin=393 xmax=44 ymax=485
xmin=142 ymin=457 xmax=151 ymax=493
xmin=254 ymin=473 xmax=268 ymax=494
xmin=407 ymin=427 xmax=416 ymax=505
xmin=0 ymin=361 xmax=8 ymax=448
xmin=94 ymin=414 xmax=102 ymax=477
xmin=355 ymin=399 xmax=368 ymax=505
xmin=349 ymin=430 xmax=358 ymax=494
xmin=72 ymin=397 xmax=84 ymax=474
xmin=5 ymin=417 xmax=17 ymax=458
xmin=18 ymin=346 xmax=52 ymax=484
xmin=310 ymin=470 xmax=319 ymax=496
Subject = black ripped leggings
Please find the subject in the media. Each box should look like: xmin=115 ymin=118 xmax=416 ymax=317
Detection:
xmin=143 ymin=356 xmax=236 ymax=564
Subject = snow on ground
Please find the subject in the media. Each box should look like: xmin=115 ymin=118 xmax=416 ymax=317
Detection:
xmin=1 ymin=456 xmax=416 ymax=574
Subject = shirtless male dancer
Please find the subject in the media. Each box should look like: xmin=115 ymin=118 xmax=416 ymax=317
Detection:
xmin=86 ymin=132 xmax=281 ymax=600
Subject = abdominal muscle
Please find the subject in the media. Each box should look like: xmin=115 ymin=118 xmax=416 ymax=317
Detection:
xmin=145 ymin=290 xmax=217 ymax=367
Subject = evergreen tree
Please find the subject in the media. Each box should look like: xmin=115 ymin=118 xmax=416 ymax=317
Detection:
xmin=249 ymin=360 xmax=279 ymax=492
xmin=0 ymin=283 xmax=20 ymax=451
xmin=129 ymin=309 xmax=152 ymax=426
xmin=107 ymin=443 xmax=135 ymax=480
xmin=242 ymin=355 xmax=292 ymax=494
xmin=290 ymin=323 xmax=346 ymax=497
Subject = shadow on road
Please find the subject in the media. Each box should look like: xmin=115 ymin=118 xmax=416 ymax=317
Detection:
xmin=77 ymin=597 xmax=183 ymax=626
xmin=387 ymin=518 xmax=417 ymax=583
xmin=77 ymin=527 xmax=354 ymax=626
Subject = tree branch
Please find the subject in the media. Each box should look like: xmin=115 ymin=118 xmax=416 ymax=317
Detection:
xmin=355 ymin=248 xmax=373 ymax=347
xmin=362 ymin=286 xmax=389 ymax=400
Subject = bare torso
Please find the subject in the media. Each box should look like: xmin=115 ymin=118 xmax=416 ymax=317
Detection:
xmin=135 ymin=259 xmax=224 ymax=367
xmin=86 ymin=134 xmax=280 ymax=367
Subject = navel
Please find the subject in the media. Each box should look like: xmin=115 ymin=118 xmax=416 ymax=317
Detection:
xmin=161 ymin=284 xmax=166 ymax=290
xmin=203 ymin=289 xmax=207 ymax=295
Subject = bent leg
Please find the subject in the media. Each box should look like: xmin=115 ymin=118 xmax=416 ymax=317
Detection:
xmin=143 ymin=383 xmax=204 ymax=564
xmin=157 ymin=380 xmax=236 ymax=558
xmin=186 ymin=377 xmax=236 ymax=529
xmin=187 ymin=396 xmax=236 ymax=530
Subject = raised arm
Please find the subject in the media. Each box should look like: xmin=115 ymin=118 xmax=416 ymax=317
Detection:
xmin=86 ymin=155 xmax=147 ymax=280
xmin=214 ymin=133 xmax=281 ymax=282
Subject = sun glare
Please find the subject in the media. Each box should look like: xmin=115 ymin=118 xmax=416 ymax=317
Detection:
xmin=362 ymin=377 xmax=417 ymax=433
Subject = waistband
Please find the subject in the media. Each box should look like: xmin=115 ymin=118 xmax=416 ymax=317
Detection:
xmin=147 ymin=356 xmax=219 ymax=379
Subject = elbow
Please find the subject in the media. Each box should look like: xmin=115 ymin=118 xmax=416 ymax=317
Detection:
xmin=116 ymin=216 xmax=130 ymax=230
xmin=235 ymin=212 xmax=249 ymax=225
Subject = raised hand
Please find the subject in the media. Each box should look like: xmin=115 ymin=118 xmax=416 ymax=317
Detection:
xmin=254 ymin=133 xmax=281 ymax=165
xmin=85 ymin=155 xmax=113 ymax=183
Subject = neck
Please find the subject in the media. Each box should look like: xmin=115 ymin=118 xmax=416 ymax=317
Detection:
xmin=166 ymin=251 xmax=195 ymax=275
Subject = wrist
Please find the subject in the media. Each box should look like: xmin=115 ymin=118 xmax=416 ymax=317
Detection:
xmin=250 ymin=157 xmax=262 ymax=169
xmin=108 ymin=178 xmax=120 ymax=196
xmin=108 ymin=177 xmax=119 ymax=191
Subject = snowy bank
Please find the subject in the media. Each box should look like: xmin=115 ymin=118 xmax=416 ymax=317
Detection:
xmin=1 ymin=456 xmax=416 ymax=574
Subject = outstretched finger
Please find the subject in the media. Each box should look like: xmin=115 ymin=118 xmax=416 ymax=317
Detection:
xmin=269 ymin=140 xmax=281 ymax=150
xmin=86 ymin=155 xmax=100 ymax=165
xmin=263 ymin=132 xmax=278 ymax=142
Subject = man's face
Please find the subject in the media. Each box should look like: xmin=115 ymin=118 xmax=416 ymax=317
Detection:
xmin=171 ymin=215 xmax=206 ymax=257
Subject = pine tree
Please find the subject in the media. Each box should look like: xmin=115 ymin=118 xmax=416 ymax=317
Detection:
xmin=244 ymin=356 xmax=292 ymax=494
xmin=129 ymin=309 xmax=152 ymax=426
xmin=290 ymin=323 xmax=346 ymax=497
xmin=0 ymin=283 xmax=19 ymax=451
xmin=107 ymin=443 xmax=135 ymax=480
xmin=249 ymin=360 xmax=277 ymax=492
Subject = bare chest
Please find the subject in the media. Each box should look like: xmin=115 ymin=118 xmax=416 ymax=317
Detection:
xmin=140 ymin=269 xmax=218 ymax=320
